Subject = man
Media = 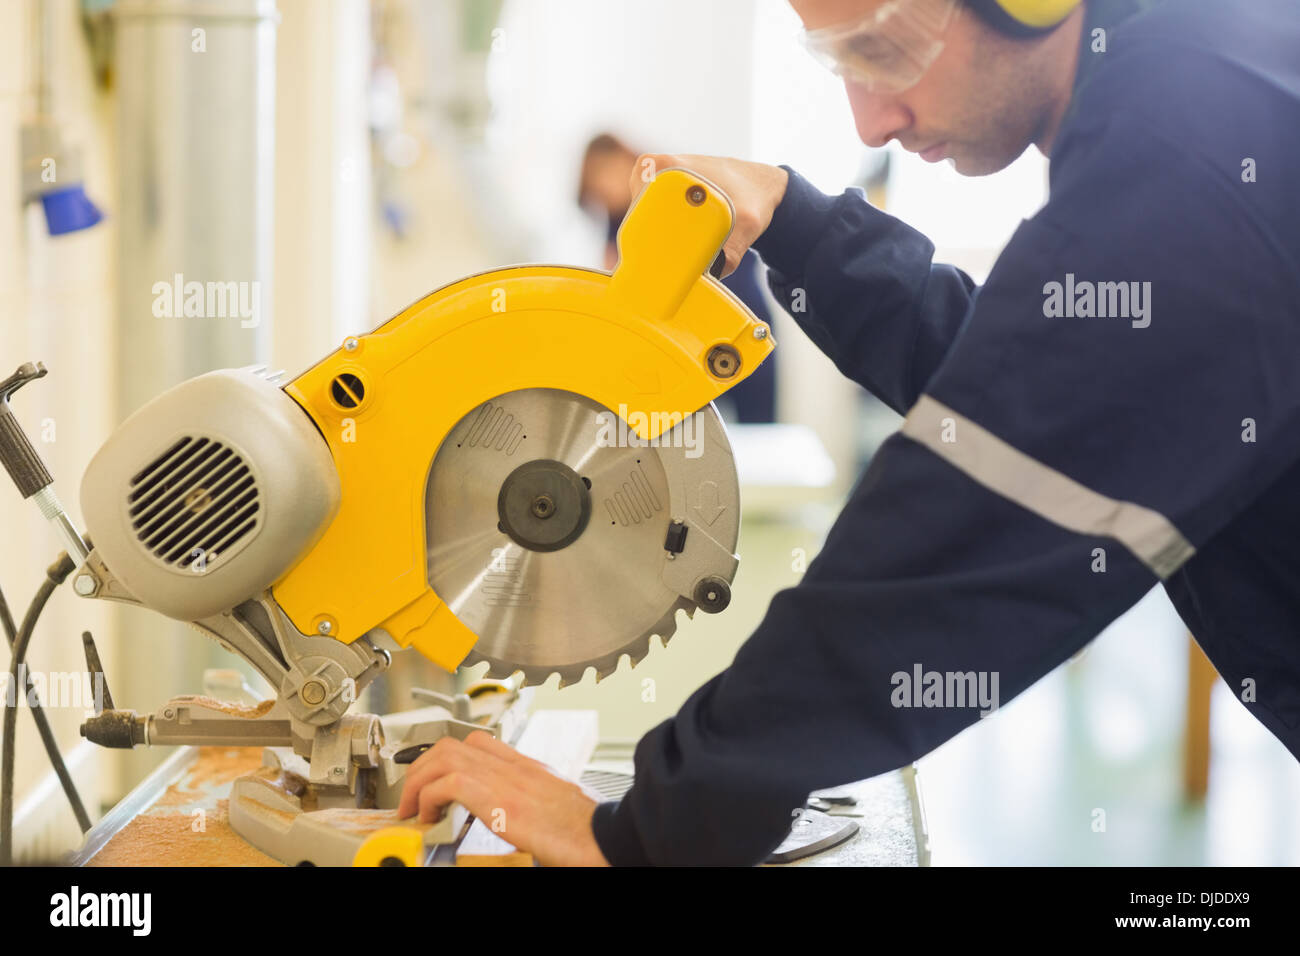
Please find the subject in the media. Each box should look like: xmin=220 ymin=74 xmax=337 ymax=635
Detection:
xmin=400 ymin=0 xmax=1300 ymax=865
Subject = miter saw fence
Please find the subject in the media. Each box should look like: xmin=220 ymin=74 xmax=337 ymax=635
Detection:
xmin=0 ymin=168 xmax=774 ymax=864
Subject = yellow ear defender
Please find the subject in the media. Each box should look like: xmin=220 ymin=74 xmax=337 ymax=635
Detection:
xmin=966 ymin=0 xmax=1083 ymax=35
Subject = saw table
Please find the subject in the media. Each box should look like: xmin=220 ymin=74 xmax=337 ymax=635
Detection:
xmin=71 ymin=729 xmax=929 ymax=866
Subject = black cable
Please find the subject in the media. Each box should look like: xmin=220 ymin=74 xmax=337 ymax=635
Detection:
xmin=0 ymin=573 xmax=58 ymax=864
xmin=0 ymin=583 xmax=16 ymax=647
xmin=0 ymin=554 xmax=88 ymax=865
xmin=0 ymin=579 xmax=93 ymax=841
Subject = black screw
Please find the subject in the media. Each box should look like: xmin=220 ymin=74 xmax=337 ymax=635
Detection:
xmin=693 ymin=576 xmax=731 ymax=614
xmin=330 ymin=372 xmax=365 ymax=408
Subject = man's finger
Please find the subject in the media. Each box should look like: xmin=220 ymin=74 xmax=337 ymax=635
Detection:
xmin=720 ymin=240 xmax=746 ymax=278
xmin=462 ymin=729 xmax=534 ymax=764
xmin=629 ymin=152 xmax=675 ymax=200
xmin=462 ymin=732 xmax=576 ymax=791
xmin=416 ymin=781 xmax=452 ymax=825
xmin=398 ymin=737 xmax=494 ymax=817
xmin=415 ymin=770 xmax=499 ymax=825
xmin=461 ymin=730 xmax=561 ymax=775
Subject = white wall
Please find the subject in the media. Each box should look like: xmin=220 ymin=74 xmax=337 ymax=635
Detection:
xmin=0 ymin=0 xmax=381 ymax=839
xmin=274 ymin=0 xmax=373 ymax=369
xmin=485 ymin=0 xmax=759 ymax=265
xmin=0 ymin=0 xmax=117 ymax=836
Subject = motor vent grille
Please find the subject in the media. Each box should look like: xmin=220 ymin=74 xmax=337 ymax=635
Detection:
xmin=126 ymin=436 xmax=261 ymax=572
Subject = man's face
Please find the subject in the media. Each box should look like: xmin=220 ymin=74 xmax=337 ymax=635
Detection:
xmin=792 ymin=0 xmax=1076 ymax=175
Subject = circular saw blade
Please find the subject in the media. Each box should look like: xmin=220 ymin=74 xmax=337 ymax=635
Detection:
xmin=425 ymin=388 xmax=721 ymax=687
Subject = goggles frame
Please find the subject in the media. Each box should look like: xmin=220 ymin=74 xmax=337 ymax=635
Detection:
xmin=800 ymin=0 xmax=961 ymax=94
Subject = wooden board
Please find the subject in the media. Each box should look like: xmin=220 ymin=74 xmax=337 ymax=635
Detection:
xmin=456 ymin=709 xmax=599 ymax=866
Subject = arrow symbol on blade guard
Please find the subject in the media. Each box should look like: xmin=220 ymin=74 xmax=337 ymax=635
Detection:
xmin=693 ymin=481 xmax=726 ymax=525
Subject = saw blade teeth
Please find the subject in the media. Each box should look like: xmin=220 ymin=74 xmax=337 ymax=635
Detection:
xmin=624 ymin=636 xmax=655 ymax=670
xmin=459 ymin=654 xmax=490 ymax=677
xmin=514 ymin=667 xmax=548 ymax=688
xmin=555 ymin=666 xmax=594 ymax=690
xmin=461 ymin=652 xmax=516 ymax=683
xmin=591 ymin=648 xmax=633 ymax=683
xmin=459 ymin=596 xmax=705 ymax=688
xmin=651 ymin=599 xmax=687 ymax=639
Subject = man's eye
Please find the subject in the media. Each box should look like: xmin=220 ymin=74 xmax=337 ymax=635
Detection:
xmin=846 ymin=35 xmax=902 ymax=67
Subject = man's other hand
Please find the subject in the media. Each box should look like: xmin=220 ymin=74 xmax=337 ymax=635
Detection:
xmin=397 ymin=729 xmax=611 ymax=866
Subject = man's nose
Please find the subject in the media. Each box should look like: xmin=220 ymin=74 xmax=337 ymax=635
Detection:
xmin=844 ymin=80 xmax=910 ymax=148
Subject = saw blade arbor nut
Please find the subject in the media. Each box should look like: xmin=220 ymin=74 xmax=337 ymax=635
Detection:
xmin=496 ymin=458 xmax=592 ymax=553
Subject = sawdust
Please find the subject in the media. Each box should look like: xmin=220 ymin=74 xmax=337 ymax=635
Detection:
xmin=86 ymin=745 xmax=423 ymax=866
xmin=88 ymin=798 xmax=283 ymax=867
xmin=171 ymin=695 xmax=277 ymax=718
xmin=87 ymin=747 xmax=283 ymax=867
xmin=151 ymin=746 xmax=267 ymax=803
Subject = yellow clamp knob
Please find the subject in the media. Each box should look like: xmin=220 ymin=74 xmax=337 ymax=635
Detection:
xmin=353 ymin=826 xmax=426 ymax=867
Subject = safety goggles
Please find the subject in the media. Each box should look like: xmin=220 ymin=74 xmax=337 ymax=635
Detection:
xmin=800 ymin=0 xmax=960 ymax=94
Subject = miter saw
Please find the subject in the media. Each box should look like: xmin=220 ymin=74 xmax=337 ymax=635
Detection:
xmin=0 ymin=169 xmax=773 ymax=866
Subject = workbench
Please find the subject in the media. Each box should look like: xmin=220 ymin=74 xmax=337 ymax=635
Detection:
xmin=70 ymin=742 xmax=929 ymax=866
xmin=788 ymin=767 xmax=930 ymax=867
xmin=584 ymin=755 xmax=929 ymax=866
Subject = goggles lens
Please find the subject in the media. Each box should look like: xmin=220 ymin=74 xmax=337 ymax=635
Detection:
xmin=800 ymin=0 xmax=959 ymax=94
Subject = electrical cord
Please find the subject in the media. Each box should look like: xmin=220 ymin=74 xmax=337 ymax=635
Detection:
xmin=0 ymin=553 xmax=89 ymax=865
xmin=1 ymin=568 xmax=95 ymax=839
xmin=0 ymin=580 xmax=94 ymax=835
xmin=0 ymin=584 xmax=16 ymax=647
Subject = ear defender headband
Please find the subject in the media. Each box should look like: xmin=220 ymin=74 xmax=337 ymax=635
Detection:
xmin=964 ymin=0 xmax=1082 ymax=36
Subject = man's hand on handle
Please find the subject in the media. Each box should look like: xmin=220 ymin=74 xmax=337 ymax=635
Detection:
xmin=630 ymin=154 xmax=789 ymax=277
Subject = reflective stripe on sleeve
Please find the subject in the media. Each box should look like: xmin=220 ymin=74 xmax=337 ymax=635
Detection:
xmin=901 ymin=395 xmax=1195 ymax=579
